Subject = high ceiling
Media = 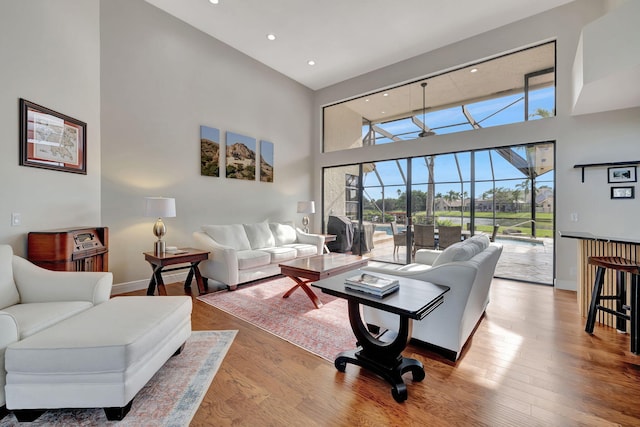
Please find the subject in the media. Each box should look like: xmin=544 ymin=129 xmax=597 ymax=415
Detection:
xmin=145 ymin=0 xmax=574 ymax=90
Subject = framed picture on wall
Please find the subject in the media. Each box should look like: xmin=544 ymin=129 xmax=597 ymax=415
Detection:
xmin=610 ymin=186 xmax=635 ymax=199
xmin=19 ymin=98 xmax=87 ymax=174
xmin=607 ymin=166 xmax=636 ymax=183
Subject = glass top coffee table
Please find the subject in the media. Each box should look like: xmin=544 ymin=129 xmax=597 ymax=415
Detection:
xmin=312 ymin=270 xmax=449 ymax=402
xmin=279 ymin=253 xmax=368 ymax=308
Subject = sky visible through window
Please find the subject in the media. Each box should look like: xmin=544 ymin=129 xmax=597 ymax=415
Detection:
xmin=361 ymin=86 xmax=555 ymax=202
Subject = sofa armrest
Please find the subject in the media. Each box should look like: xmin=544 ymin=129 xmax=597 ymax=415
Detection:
xmin=12 ymin=256 xmax=112 ymax=305
xmin=193 ymin=231 xmax=239 ymax=286
xmin=415 ymin=249 xmax=441 ymax=265
xmin=0 ymin=311 xmax=19 ymax=350
xmin=295 ymin=229 xmax=324 ymax=255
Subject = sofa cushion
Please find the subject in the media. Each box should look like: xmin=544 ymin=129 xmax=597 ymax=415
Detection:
xmin=433 ymin=235 xmax=487 ymax=267
xmin=260 ymin=247 xmax=297 ymax=263
xmin=202 ymin=224 xmax=251 ymax=251
xmin=282 ymin=243 xmax=317 ymax=258
xmin=236 ymin=250 xmax=271 ymax=270
xmin=244 ymin=222 xmax=276 ymax=249
xmin=269 ymin=222 xmax=297 ymax=246
xmin=2 ymin=301 xmax=93 ymax=339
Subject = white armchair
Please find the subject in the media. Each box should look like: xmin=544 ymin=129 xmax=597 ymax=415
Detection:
xmin=362 ymin=235 xmax=502 ymax=361
xmin=0 ymin=245 xmax=112 ymax=410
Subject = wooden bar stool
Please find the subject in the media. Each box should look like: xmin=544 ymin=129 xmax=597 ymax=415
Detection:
xmin=585 ymin=256 xmax=640 ymax=354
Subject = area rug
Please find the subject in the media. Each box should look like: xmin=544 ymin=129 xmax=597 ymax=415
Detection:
xmin=0 ymin=330 xmax=237 ymax=427
xmin=197 ymin=277 xmax=357 ymax=362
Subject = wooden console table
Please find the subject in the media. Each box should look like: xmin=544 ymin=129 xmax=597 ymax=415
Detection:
xmin=313 ymin=270 xmax=449 ymax=402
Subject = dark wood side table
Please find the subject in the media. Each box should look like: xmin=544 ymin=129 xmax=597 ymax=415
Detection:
xmin=143 ymin=248 xmax=209 ymax=296
xmin=312 ymin=270 xmax=449 ymax=402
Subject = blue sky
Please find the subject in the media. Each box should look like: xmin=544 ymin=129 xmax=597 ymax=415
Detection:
xmin=362 ymin=87 xmax=555 ymax=200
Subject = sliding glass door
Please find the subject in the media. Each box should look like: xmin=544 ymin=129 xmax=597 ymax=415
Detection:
xmin=322 ymin=141 xmax=555 ymax=285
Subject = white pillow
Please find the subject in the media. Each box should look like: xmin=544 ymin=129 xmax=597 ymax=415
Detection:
xmin=243 ymin=222 xmax=275 ymax=249
xmin=432 ymin=237 xmax=486 ymax=266
xmin=202 ymin=224 xmax=251 ymax=250
xmin=269 ymin=222 xmax=297 ymax=245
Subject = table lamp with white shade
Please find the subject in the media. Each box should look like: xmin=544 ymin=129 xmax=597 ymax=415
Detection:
xmin=297 ymin=201 xmax=315 ymax=233
xmin=144 ymin=197 xmax=176 ymax=255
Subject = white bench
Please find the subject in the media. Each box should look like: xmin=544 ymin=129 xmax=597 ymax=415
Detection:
xmin=5 ymin=296 xmax=192 ymax=421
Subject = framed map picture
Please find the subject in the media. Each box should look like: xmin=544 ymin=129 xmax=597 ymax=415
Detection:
xmin=19 ymin=98 xmax=86 ymax=174
xmin=260 ymin=140 xmax=274 ymax=183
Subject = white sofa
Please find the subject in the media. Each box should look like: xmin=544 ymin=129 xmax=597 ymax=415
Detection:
xmin=0 ymin=244 xmax=192 ymax=422
xmin=362 ymin=234 xmax=503 ymax=361
xmin=193 ymin=221 xmax=324 ymax=290
xmin=0 ymin=244 xmax=112 ymax=414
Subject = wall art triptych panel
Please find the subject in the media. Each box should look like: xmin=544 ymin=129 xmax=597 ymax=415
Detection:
xmin=200 ymin=125 xmax=220 ymax=177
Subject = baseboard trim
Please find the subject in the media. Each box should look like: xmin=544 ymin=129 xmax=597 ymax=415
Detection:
xmin=111 ymin=272 xmax=189 ymax=296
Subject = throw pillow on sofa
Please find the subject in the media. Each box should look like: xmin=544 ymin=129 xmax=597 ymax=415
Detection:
xmin=268 ymin=222 xmax=297 ymax=246
xmin=202 ymin=224 xmax=251 ymax=250
xmin=432 ymin=234 xmax=490 ymax=266
xmin=243 ymin=221 xmax=275 ymax=249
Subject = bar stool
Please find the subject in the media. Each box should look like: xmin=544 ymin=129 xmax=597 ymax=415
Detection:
xmin=585 ymin=256 xmax=640 ymax=354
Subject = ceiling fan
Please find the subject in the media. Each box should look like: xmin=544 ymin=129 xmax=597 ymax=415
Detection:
xmin=419 ymin=82 xmax=436 ymax=138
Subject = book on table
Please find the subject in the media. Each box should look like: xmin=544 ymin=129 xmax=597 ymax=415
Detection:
xmin=344 ymin=273 xmax=399 ymax=297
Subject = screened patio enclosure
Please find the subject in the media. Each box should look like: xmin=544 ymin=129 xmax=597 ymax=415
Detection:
xmin=322 ymin=141 xmax=555 ymax=285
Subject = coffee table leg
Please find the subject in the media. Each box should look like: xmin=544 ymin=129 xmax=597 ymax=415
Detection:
xmin=283 ymin=276 xmax=323 ymax=308
xmin=335 ymin=300 xmax=424 ymax=402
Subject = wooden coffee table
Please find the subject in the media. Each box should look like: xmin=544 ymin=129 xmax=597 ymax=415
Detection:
xmin=279 ymin=253 xmax=368 ymax=308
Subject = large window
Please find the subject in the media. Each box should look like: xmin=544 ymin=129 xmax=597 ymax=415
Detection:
xmin=322 ymin=141 xmax=555 ymax=285
xmin=323 ymin=42 xmax=555 ymax=153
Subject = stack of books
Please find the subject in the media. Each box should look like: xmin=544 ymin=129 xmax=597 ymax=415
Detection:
xmin=344 ymin=273 xmax=399 ymax=297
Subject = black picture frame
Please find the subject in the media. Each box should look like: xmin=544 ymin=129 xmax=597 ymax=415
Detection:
xmin=19 ymin=98 xmax=87 ymax=174
xmin=610 ymin=186 xmax=635 ymax=199
xmin=607 ymin=166 xmax=636 ymax=183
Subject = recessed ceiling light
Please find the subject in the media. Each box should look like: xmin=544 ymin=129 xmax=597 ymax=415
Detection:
xmin=365 ymin=99 xmax=369 ymax=102
xmin=381 ymin=111 xmax=385 ymax=114
xmin=209 ymin=0 xmax=219 ymax=4
xmin=307 ymin=60 xmax=316 ymax=66
xmin=266 ymin=34 xmax=276 ymax=41
xmin=383 ymin=93 xmax=389 ymax=97
xmin=470 ymin=68 xmax=478 ymax=73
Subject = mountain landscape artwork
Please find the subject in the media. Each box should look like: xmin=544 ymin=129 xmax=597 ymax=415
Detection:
xmin=226 ymin=132 xmax=256 ymax=180
xmin=200 ymin=125 xmax=220 ymax=177
xmin=260 ymin=140 xmax=274 ymax=183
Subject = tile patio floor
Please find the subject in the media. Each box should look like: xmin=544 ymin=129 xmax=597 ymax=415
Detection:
xmin=365 ymin=232 xmax=554 ymax=285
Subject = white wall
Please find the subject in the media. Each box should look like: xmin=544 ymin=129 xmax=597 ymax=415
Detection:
xmin=100 ymin=0 xmax=314 ymax=285
xmin=0 ymin=0 xmax=102 ymax=256
xmin=313 ymin=0 xmax=640 ymax=291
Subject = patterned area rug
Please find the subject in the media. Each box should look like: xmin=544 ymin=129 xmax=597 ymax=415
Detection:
xmin=198 ymin=276 xmax=357 ymax=362
xmin=0 ymin=330 xmax=236 ymax=426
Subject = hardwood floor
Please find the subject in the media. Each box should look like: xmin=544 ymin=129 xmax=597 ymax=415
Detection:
xmin=122 ymin=279 xmax=640 ymax=426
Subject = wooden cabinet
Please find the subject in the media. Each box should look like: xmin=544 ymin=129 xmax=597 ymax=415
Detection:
xmin=27 ymin=227 xmax=109 ymax=272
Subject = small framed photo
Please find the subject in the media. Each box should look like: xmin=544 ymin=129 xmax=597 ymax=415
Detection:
xmin=607 ymin=166 xmax=636 ymax=183
xmin=19 ymin=98 xmax=87 ymax=174
xmin=610 ymin=186 xmax=635 ymax=199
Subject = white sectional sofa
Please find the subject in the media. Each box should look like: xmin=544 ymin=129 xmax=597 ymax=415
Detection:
xmin=362 ymin=234 xmax=503 ymax=361
xmin=193 ymin=221 xmax=324 ymax=290
xmin=0 ymin=244 xmax=192 ymax=422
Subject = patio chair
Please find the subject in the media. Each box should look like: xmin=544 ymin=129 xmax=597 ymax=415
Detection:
xmin=413 ymin=224 xmax=435 ymax=255
xmin=438 ymin=225 xmax=462 ymax=249
xmin=390 ymin=221 xmax=406 ymax=256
